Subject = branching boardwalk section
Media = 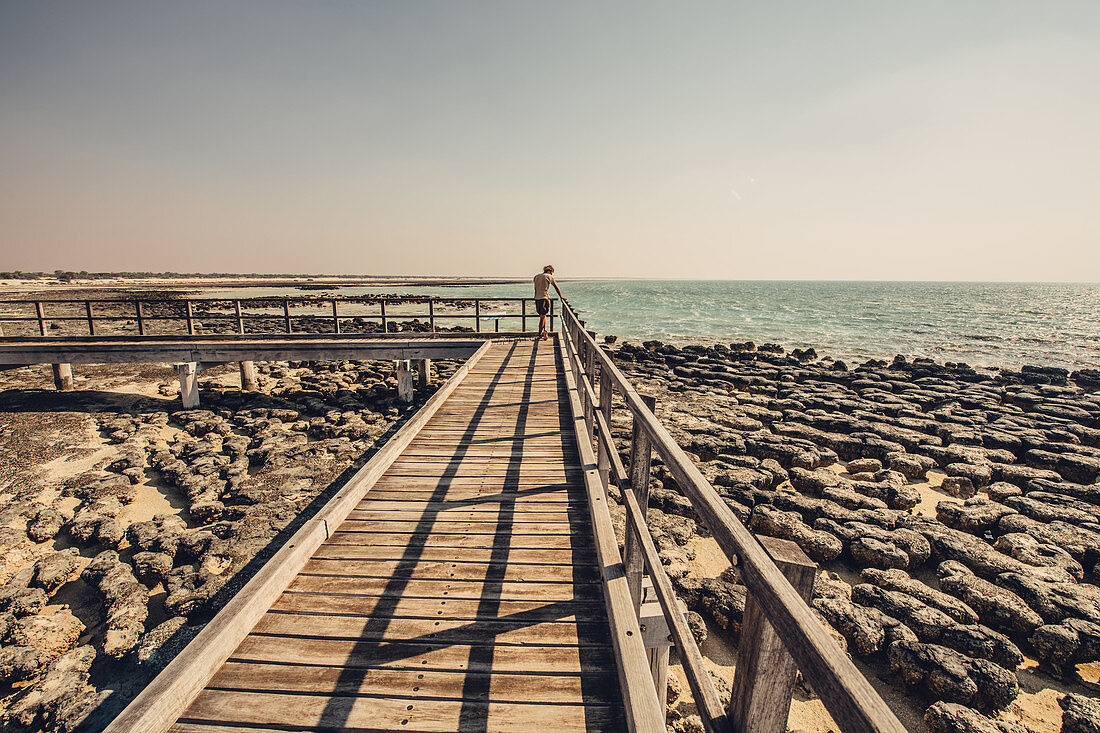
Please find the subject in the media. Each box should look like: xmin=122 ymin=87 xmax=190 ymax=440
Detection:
xmin=170 ymin=340 xmax=626 ymax=732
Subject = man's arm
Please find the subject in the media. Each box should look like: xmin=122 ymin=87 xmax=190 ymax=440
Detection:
xmin=552 ymin=279 xmax=566 ymax=303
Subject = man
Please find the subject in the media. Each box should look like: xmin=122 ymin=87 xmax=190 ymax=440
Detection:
xmin=533 ymin=265 xmax=566 ymax=340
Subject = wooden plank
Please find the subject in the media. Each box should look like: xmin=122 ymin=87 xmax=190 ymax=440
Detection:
xmin=326 ymin=530 xmax=587 ymax=550
xmin=229 ymin=635 xmax=615 ymax=672
xmin=345 ymin=509 xmax=583 ymax=523
xmin=334 ymin=520 xmax=583 ymax=534
xmin=251 ymin=613 xmax=610 ymax=646
xmin=205 ymin=661 xmax=619 ymax=704
xmin=104 ymin=343 xmax=495 ymax=733
xmin=300 ymin=558 xmax=598 ymax=583
xmin=270 ymin=592 xmax=606 ymax=620
xmin=285 ymin=575 xmax=601 ymax=602
xmin=175 ymin=689 xmax=623 ymax=732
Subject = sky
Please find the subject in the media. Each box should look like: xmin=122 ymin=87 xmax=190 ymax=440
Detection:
xmin=1 ymin=1 xmax=1098 ymax=281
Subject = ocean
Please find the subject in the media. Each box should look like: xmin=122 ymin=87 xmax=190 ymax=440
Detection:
xmin=205 ymin=281 xmax=1100 ymax=371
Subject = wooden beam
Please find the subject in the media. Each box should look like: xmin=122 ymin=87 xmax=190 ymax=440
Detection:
xmin=0 ymin=338 xmax=486 ymax=366
xmin=103 ymin=341 xmax=492 ymax=733
xmin=52 ymin=363 xmax=74 ymax=391
xmin=416 ymin=358 xmax=432 ymax=389
xmin=730 ymin=536 xmax=816 ymax=733
xmin=624 ymin=394 xmax=656 ymax=611
xmin=395 ymin=359 xmax=414 ymax=402
xmin=559 ymin=332 xmax=665 ymax=733
xmin=239 ymin=361 xmax=258 ymax=391
xmin=177 ymin=362 xmax=199 ymax=408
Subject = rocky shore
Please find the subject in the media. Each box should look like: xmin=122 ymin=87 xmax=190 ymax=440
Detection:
xmin=1 ymin=333 xmax=1098 ymax=733
xmin=597 ymin=338 xmax=1100 ymax=733
xmin=0 ymin=357 xmax=457 ymax=731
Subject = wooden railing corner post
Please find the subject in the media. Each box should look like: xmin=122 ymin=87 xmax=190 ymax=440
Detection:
xmin=729 ymin=535 xmax=817 ymax=733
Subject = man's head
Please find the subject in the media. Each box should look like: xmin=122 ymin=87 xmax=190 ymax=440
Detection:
xmin=543 ymin=265 xmax=554 ymax=274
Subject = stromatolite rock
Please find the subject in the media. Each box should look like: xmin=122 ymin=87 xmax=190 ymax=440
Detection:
xmin=136 ymin=616 xmax=190 ymax=665
xmin=993 ymin=533 xmax=1083 ymax=581
xmin=942 ymin=477 xmax=977 ymax=499
xmin=2 ymin=645 xmax=98 ymax=732
xmin=0 ymin=609 xmax=85 ymax=683
xmin=936 ymin=499 xmax=1017 ymax=534
xmin=847 ymin=458 xmax=883 ymax=474
xmin=1028 ymin=618 xmax=1100 ymax=675
xmin=131 ymin=551 xmax=174 ymax=588
xmin=887 ymin=640 xmax=1019 ymax=711
xmin=886 ymin=451 xmax=936 ymax=480
xmin=986 ymin=482 xmax=1023 ymax=503
xmin=674 ymin=576 xmax=746 ymax=635
xmin=997 ymin=513 xmax=1100 ymax=568
xmin=127 ymin=514 xmax=188 ymax=557
xmin=25 ymin=504 xmax=65 ymax=543
xmin=31 ymin=548 xmax=81 ymax=592
xmin=1025 ymin=449 xmax=1100 ymax=485
xmin=852 ymin=584 xmax=961 ymax=643
xmin=81 ymin=550 xmax=148 ymax=658
xmin=812 ymin=595 xmax=915 ymax=657
xmin=903 ymin=516 xmax=1074 ymax=583
xmin=860 ymin=568 xmax=978 ymax=624
xmin=946 ymin=462 xmax=994 ymax=489
xmin=748 ymin=504 xmax=842 ymax=562
xmin=816 ymin=519 xmax=930 ymax=569
xmin=923 ymin=701 xmax=1028 ymax=733
xmin=995 ymin=572 xmax=1100 ymax=626
xmin=1060 ymin=693 xmax=1100 ymax=733
xmin=937 ymin=562 xmax=1044 ymax=636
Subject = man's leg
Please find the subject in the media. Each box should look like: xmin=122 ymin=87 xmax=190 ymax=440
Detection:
xmin=538 ymin=313 xmax=547 ymax=338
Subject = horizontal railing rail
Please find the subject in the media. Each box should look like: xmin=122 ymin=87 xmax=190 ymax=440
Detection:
xmin=0 ymin=295 xmax=556 ymax=338
xmin=559 ymin=303 xmax=906 ymax=733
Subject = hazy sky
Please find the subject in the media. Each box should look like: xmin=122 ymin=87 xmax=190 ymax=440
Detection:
xmin=1 ymin=1 xmax=1098 ymax=280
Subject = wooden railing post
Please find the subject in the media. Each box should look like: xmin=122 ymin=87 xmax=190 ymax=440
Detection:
xmin=428 ymin=299 xmax=435 ymax=333
xmin=235 ymin=300 xmax=244 ymax=334
xmin=550 ymin=298 xmax=556 ymax=332
xmin=34 ymin=301 xmax=47 ymax=336
xmin=597 ymin=367 xmax=614 ymax=490
xmin=239 ymin=361 xmax=258 ymax=391
xmin=332 ymin=299 xmax=341 ymax=334
xmin=380 ymin=300 xmax=388 ymax=333
xmin=474 ymin=299 xmax=481 ymax=332
xmin=283 ymin=299 xmax=292 ymax=333
xmin=730 ymin=535 xmax=817 ymax=733
xmin=625 ymin=393 xmax=657 ymax=611
xmin=185 ymin=300 xmax=195 ymax=335
xmin=521 ymin=299 xmax=527 ymax=332
xmin=135 ymin=301 xmax=145 ymax=336
xmin=85 ymin=300 xmax=95 ymax=336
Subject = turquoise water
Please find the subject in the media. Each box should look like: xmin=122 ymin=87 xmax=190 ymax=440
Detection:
xmin=204 ymin=281 xmax=1100 ymax=370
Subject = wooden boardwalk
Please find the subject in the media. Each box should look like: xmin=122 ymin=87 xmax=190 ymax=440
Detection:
xmin=170 ymin=340 xmax=626 ymax=732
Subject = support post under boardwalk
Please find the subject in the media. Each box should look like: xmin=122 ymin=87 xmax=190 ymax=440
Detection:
xmin=177 ymin=362 xmax=200 ymax=408
xmin=239 ymin=361 xmax=258 ymax=391
xmin=624 ymin=393 xmax=657 ymax=611
xmin=416 ymin=359 xmax=431 ymax=389
xmin=52 ymin=363 xmax=74 ymax=391
xmin=730 ymin=535 xmax=817 ymax=733
xmin=395 ymin=359 xmax=414 ymax=402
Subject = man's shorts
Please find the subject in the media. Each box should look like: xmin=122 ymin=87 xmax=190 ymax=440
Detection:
xmin=535 ymin=298 xmax=550 ymax=316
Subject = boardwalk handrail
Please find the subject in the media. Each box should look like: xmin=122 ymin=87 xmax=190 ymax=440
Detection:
xmin=559 ymin=304 xmax=907 ymax=733
xmin=0 ymin=295 xmax=556 ymax=337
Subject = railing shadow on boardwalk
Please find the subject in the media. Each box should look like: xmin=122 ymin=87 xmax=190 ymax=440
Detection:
xmin=261 ymin=339 xmax=615 ymax=733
